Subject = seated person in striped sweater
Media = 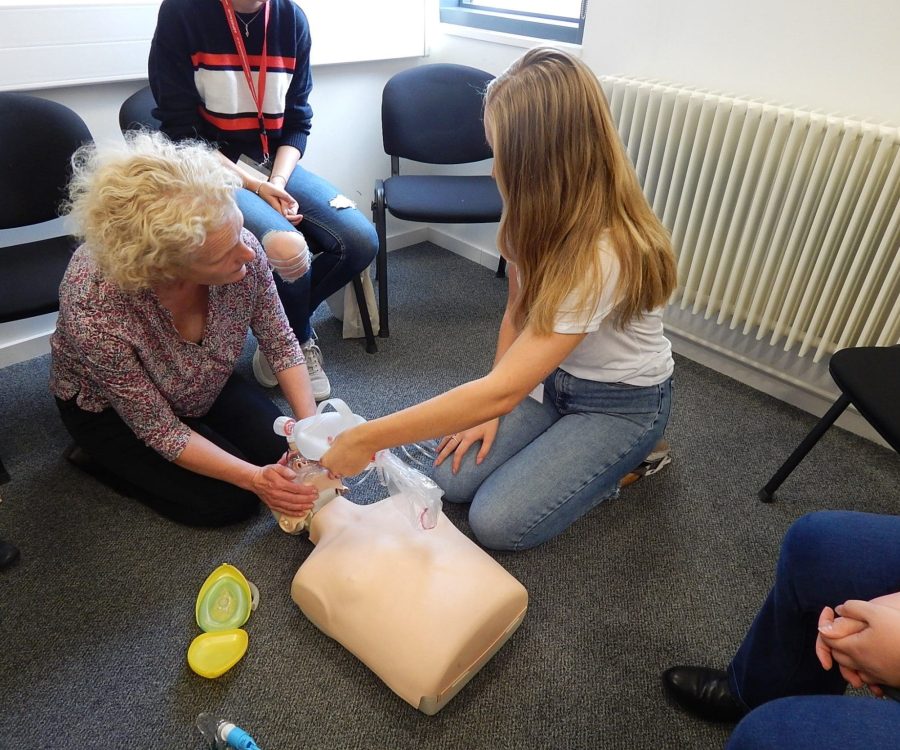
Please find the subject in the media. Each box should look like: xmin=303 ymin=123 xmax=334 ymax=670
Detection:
xmin=149 ymin=0 xmax=379 ymax=401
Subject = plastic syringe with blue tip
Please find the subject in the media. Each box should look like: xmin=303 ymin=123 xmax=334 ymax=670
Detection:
xmin=197 ymin=712 xmax=261 ymax=750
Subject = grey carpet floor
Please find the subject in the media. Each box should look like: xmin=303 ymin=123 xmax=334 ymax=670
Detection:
xmin=0 ymin=242 xmax=897 ymax=749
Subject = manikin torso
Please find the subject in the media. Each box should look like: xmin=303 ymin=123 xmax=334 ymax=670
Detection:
xmin=290 ymin=493 xmax=528 ymax=714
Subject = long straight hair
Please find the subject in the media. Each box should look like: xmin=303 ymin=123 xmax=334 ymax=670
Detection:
xmin=484 ymin=47 xmax=677 ymax=333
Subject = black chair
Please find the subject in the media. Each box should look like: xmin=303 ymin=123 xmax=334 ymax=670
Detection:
xmin=759 ymin=346 xmax=900 ymax=502
xmin=118 ymin=86 xmax=379 ymax=353
xmin=0 ymin=93 xmax=93 ymax=486
xmin=118 ymin=85 xmax=162 ymax=133
xmin=372 ymin=63 xmax=505 ymax=338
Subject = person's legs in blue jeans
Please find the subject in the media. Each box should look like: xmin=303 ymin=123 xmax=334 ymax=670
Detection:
xmin=726 ymin=695 xmax=900 ymax=750
xmin=284 ymin=164 xmax=378 ymax=312
xmin=237 ymin=167 xmax=378 ymax=317
xmin=434 ymin=390 xmax=562 ymax=502
xmin=237 ymin=166 xmax=376 ymax=396
xmin=236 ymin=187 xmax=314 ymax=340
xmin=434 ymin=372 xmax=672 ymax=551
xmin=728 ymin=511 xmax=900 ymax=708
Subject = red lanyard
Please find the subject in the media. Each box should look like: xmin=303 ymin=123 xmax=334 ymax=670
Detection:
xmin=220 ymin=0 xmax=271 ymax=163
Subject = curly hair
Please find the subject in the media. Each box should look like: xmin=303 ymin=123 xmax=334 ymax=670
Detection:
xmin=63 ymin=131 xmax=241 ymax=290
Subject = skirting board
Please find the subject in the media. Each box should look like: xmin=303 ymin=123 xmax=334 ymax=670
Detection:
xmin=0 ymin=312 xmax=58 ymax=369
xmin=663 ymin=325 xmax=886 ymax=448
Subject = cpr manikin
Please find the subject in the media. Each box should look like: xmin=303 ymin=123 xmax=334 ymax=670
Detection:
xmin=274 ymin=402 xmax=529 ymax=715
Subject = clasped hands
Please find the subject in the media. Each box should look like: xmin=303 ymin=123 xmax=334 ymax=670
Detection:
xmin=257 ymin=180 xmax=303 ymax=225
xmin=815 ymin=591 xmax=900 ymax=696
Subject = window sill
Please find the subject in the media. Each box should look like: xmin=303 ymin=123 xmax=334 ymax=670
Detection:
xmin=438 ymin=22 xmax=583 ymax=54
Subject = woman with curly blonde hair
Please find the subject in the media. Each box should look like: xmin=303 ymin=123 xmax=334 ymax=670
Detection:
xmin=321 ymin=48 xmax=676 ymax=551
xmin=51 ymin=132 xmax=319 ymax=526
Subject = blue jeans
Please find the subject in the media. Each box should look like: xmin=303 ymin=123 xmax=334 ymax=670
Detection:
xmin=433 ymin=370 xmax=672 ymax=551
xmin=725 ymin=511 xmax=900 ymax=748
xmin=236 ymin=164 xmax=378 ymax=342
xmin=726 ymin=696 xmax=900 ymax=749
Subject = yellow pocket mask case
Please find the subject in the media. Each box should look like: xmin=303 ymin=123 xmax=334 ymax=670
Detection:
xmin=187 ymin=564 xmax=259 ymax=679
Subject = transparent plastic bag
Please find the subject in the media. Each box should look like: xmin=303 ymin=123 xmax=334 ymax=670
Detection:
xmin=373 ymin=450 xmax=442 ymax=530
xmin=273 ymin=402 xmax=442 ymax=533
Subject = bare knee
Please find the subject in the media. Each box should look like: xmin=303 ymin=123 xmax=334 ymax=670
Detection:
xmin=262 ymin=230 xmax=310 ymax=282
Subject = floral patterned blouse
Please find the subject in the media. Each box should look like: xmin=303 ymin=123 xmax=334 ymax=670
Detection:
xmin=50 ymin=230 xmax=303 ymax=461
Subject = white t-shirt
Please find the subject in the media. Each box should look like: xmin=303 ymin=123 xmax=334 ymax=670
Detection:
xmin=553 ymin=242 xmax=673 ymax=387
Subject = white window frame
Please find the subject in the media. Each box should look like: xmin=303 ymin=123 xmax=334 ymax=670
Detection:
xmin=438 ymin=0 xmax=587 ymax=44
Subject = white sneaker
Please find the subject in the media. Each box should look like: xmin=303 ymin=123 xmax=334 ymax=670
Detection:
xmin=619 ymin=439 xmax=672 ymax=488
xmin=252 ymin=346 xmax=278 ymax=388
xmin=301 ymin=339 xmax=332 ymax=401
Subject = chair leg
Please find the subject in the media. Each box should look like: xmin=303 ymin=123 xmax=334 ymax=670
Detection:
xmin=496 ymin=256 xmax=507 ymax=278
xmin=350 ymin=273 xmax=378 ymax=354
xmin=373 ymin=181 xmax=389 ymax=338
xmin=759 ymin=393 xmax=851 ymax=502
xmin=0 ymin=455 xmax=9 ymax=485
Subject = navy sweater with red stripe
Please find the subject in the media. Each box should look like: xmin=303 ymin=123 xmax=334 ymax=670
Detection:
xmin=149 ymin=0 xmax=312 ymax=162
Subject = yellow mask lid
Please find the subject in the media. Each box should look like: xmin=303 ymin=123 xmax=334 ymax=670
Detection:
xmin=195 ymin=563 xmax=259 ymax=632
xmin=187 ymin=629 xmax=249 ymax=679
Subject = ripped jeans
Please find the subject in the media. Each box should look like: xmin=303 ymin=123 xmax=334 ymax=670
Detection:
xmin=235 ymin=163 xmax=378 ymax=343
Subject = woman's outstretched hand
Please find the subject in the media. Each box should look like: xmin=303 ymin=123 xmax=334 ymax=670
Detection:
xmin=249 ymin=463 xmax=318 ymax=515
xmin=434 ymin=419 xmax=499 ymax=474
xmin=320 ymin=427 xmax=375 ymax=479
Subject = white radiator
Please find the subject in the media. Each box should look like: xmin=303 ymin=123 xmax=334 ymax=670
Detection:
xmin=601 ymin=76 xmax=900 ymax=364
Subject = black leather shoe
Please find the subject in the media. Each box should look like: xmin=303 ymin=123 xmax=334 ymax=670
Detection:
xmin=662 ymin=666 xmax=748 ymax=722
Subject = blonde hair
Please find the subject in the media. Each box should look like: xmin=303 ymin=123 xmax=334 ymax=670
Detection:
xmin=64 ymin=131 xmax=241 ymax=290
xmin=484 ymin=47 xmax=677 ymax=333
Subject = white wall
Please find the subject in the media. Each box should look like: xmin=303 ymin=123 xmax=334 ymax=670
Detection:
xmin=0 ymin=57 xmax=420 ymax=366
xmin=26 ymin=59 xmax=420 ymax=214
xmin=0 ymin=0 xmax=427 ymax=91
xmin=423 ymin=0 xmax=900 ymax=258
xmin=3 ymin=0 xmax=897 ymax=386
xmin=423 ymin=0 xmax=898 ymax=444
xmin=580 ymin=0 xmax=900 ymax=125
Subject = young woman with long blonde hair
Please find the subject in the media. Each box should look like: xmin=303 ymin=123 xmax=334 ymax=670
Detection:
xmin=321 ymin=48 xmax=677 ymax=551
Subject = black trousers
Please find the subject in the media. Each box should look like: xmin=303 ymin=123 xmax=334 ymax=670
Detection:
xmin=57 ymin=373 xmax=287 ymax=526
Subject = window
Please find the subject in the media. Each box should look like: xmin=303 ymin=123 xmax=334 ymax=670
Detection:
xmin=439 ymin=0 xmax=587 ymax=44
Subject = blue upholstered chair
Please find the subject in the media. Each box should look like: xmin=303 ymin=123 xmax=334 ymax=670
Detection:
xmin=118 ymin=85 xmax=162 ymax=133
xmin=372 ymin=63 xmax=505 ymax=338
